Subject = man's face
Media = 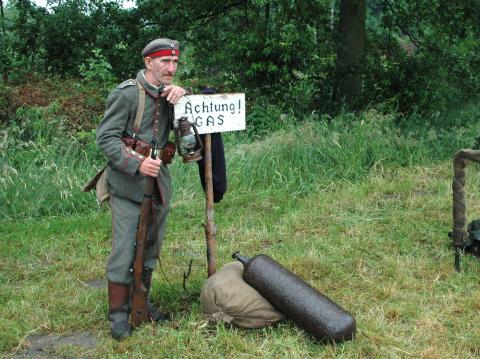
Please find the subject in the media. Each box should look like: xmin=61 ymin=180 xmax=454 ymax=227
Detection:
xmin=145 ymin=55 xmax=179 ymax=86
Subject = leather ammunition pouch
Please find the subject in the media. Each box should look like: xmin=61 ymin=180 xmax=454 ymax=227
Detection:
xmin=121 ymin=135 xmax=176 ymax=165
xmin=121 ymin=135 xmax=151 ymax=157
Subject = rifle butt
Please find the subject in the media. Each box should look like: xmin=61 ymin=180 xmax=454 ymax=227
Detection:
xmin=131 ymin=286 xmax=149 ymax=327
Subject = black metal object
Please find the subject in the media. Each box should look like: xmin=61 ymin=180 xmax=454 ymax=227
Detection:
xmin=232 ymin=251 xmax=356 ymax=343
xmin=466 ymin=220 xmax=480 ymax=257
xmin=449 ymin=219 xmax=480 ymax=272
xmin=455 ymin=246 xmax=461 ymax=272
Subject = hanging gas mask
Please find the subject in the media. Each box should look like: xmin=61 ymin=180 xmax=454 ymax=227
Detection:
xmin=173 ymin=116 xmax=203 ymax=163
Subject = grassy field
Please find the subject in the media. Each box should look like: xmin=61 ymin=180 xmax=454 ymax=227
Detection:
xmin=1 ymin=157 xmax=480 ymax=358
xmin=2 ymin=108 xmax=480 ymax=357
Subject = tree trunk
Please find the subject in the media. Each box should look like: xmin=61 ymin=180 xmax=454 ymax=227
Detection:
xmin=335 ymin=0 xmax=366 ymax=110
xmin=330 ymin=0 xmax=335 ymax=31
xmin=0 ymin=0 xmax=5 ymax=37
xmin=265 ymin=2 xmax=270 ymax=39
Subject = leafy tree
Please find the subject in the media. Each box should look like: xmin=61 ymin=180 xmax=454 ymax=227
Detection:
xmin=10 ymin=0 xmax=47 ymax=66
xmin=133 ymin=0 xmax=338 ymax=114
xmin=1 ymin=0 xmax=479 ymax=122
xmin=364 ymin=0 xmax=480 ymax=116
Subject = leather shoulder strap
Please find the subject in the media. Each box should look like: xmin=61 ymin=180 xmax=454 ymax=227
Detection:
xmin=133 ymin=81 xmax=146 ymax=136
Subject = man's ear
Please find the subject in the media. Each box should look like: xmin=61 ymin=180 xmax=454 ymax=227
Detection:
xmin=144 ymin=57 xmax=152 ymax=70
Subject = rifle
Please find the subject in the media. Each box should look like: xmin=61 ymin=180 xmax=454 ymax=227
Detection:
xmin=131 ymin=137 xmax=158 ymax=327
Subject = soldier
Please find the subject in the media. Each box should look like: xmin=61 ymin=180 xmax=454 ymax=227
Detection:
xmin=96 ymin=38 xmax=188 ymax=339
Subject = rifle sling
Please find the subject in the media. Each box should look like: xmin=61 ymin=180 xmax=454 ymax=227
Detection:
xmin=133 ymin=81 xmax=146 ymax=135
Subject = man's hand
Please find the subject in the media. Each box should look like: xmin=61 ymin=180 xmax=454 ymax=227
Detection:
xmin=161 ymin=85 xmax=187 ymax=104
xmin=139 ymin=157 xmax=162 ymax=177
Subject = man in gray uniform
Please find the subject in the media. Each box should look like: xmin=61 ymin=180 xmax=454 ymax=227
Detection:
xmin=96 ymin=38 xmax=187 ymax=339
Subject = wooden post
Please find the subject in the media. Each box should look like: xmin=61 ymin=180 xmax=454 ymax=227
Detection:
xmin=174 ymin=93 xmax=246 ymax=277
xmin=204 ymin=134 xmax=216 ymax=277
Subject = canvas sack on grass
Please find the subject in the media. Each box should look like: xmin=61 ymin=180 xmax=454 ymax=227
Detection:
xmin=200 ymin=262 xmax=285 ymax=328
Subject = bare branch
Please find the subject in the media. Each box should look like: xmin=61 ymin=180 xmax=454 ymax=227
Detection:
xmin=383 ymin=0 xmax=422 ymax=50
xmin=193 ymin=0 xmax=244 ymax=23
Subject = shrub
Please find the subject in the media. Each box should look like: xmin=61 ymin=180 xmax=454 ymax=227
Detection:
xmin=78 ymin=48 xmax=117 ymax=87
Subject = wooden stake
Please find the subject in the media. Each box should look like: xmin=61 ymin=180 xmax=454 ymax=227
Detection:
xmin=204 ymin=134 xmax=216 ymax=277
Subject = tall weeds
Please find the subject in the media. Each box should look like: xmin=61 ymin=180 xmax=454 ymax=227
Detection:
xmin=220 ymin=110 xmax=480 ymax=195
xmin=2 ymin=107 xmax=479 ymax=220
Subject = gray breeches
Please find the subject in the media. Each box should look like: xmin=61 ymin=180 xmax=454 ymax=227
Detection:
xmin=107 ymin=194 xmax=170 ymax=284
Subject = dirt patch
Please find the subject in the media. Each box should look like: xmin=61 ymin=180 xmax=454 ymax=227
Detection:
xmin=14 ymin=332 xmax=97 ymax=358
xmin=4 ymin=77 xmax=105 ymax=132
xmin=384 ymin=193 xmax=400 ymax=201
xmin=58 ymin=92 xmax=104 ymax=131
xmin=11 ymin=85 xmax=54 ymax=108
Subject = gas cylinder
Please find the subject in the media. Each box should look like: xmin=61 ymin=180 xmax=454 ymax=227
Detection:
xmin=233 ymin=252 xmax=356 ymax=343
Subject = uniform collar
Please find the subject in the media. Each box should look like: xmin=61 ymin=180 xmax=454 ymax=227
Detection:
xmin=136 ymin=70 xmax=164 ymax=99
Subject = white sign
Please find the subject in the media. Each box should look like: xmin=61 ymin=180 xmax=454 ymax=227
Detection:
xmin=174 ymin=93 xmax=246 ymax=134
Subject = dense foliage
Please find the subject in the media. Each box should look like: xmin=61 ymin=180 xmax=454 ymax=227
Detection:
xmin=1 ymin=0 xmax=479 ymax=119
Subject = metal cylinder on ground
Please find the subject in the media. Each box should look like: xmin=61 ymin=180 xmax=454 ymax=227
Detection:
xmin=232 ymin=251 xmax=356 ymax=343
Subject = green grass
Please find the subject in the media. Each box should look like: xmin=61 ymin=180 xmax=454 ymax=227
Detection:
xmin=2 ymin=108 xmax=480 ymax=357
xmin=1 ymin=160 xmax=480 ymax=358
xmin=2 ymin=109 xmax=480 ymax=220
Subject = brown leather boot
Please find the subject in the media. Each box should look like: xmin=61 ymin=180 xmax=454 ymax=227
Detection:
xmin=143 ymin=269 xmax=169 ymax=322
xmin=108 ymin=281 xmax=132 ymax=340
